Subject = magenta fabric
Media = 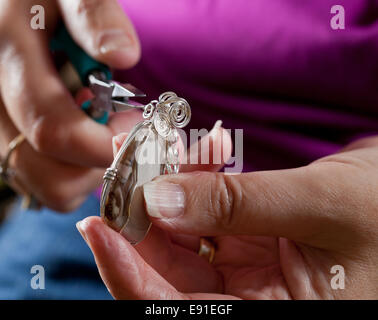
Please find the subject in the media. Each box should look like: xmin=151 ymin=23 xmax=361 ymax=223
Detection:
xmin=114 ymin=0 xmax=378 ymax=172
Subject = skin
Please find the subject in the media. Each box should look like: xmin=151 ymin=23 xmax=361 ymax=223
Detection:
xmin=1 ymin=0 xmax=376 ymax=300
xmin=0 ymin=0 xmax=142 ymax=211
xmin=78 ymin=132 xmax=378 ymax=300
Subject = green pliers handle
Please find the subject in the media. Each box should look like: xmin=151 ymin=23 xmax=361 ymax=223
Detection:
xmin=50 ymin=23 xmax=112 ymax=85
xmin=50 ymin=23 xmax=111 ymax=124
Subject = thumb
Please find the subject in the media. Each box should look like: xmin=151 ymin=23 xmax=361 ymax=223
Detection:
xmin=141 ymin=164 xmax=347 ymax=243
xmin=76 ymin=216 xmax=184 ymax=299
xmin=58 ymin=0 xmax=140 ymax=69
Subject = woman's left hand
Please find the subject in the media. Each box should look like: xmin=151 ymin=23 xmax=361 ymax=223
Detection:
xmin=77 ymin=133 xmax=378 ymax=300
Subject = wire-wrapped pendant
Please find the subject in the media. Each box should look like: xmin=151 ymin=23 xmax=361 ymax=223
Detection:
xmin=100 ymin=92 xmax=191 ymax=244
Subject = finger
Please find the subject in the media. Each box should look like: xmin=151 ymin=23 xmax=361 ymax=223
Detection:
xmin=168 ymin=233 xmax=200 ymax=252
xmin=76 ymin=216 xmax=185 ymax=299
xmin=75 ymin=87 xmax=144 ymax=139
xmin=58 ymin=0 xmax=140 ymax=69
xmin=77 ymin=217 xmax=236 ymax=299
xmin=112 ymin=132 xmax=128 ymax=157
xmin=0 ymin=27 xmax=126 ymax=168
xmin=134 ymin=226 xmax=221 ymax=293
xmin=15 ymin=142 xmax=104 ymax=212
xmin=74 ymin=88 xmax=142 ymax=159
xmin=141 ymin=162 xmax=358 ymax=244
xmin=0 ymin=101 xmax=103 ymax=212
xmin=111 ymin=121 xmax=233 ymax=172
xmin=180 ymin=120 xmax=233 ymax=173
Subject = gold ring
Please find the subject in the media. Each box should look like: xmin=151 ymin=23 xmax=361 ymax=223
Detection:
xmin=0 ymin=134 xmax=26 ymax=183
xmin=0 ymin=134 xmax=39 ymax=210
xmin=198 ymin=237 xmax=216 ymax=264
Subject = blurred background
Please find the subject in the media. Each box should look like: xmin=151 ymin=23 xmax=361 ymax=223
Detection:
xmin=0 ymin=0 xmax=377 ymax=300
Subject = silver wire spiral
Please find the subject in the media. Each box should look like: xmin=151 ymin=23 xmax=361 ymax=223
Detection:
xmin=143 ymin=92 xmax=191 ymax=130
xmin=167 ymin=97 xmax=191 ymax=128
xmin=159 ymin=92 xmax=177 ymax=103
xmin=143 ymin=100 xmax=157 ymax=120
xmin=158 ymin=92 xmax=191 ymax=129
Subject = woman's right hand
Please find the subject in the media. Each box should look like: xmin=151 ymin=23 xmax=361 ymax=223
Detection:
xmin=0 ymin=0 xmax=142 ymax=211
xmin=79 ymin=135 xmax=378 ymax=300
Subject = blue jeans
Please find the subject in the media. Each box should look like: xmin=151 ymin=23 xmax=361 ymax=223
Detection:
xmin=0 ymin=195 xmax=112 ymax=300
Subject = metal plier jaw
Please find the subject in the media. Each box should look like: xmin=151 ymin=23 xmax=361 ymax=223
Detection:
xmin=51 ymin=23 xmax=145 ymax=124
xmin=88 ymin=73 xmax=145 ymax=112
xmin=83 ymin=72 xmax=146 ymax=123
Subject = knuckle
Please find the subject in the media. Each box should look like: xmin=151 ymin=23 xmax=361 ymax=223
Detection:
xmin=208 ymin=173 xmax=241 ymax=230
xmin=29 ymin=116 xmax=55 ymax=153
xmin=29 ymin=114 xmax=65 ymax=154
xmin=25 ymin=89 xmax=68 ymax=154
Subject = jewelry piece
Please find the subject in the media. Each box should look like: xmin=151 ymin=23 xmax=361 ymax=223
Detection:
xmin=100 ymin=92 xmax=191 ymax=245
xmin=0 ymin=134 xmax=26 ymax=183
xmin=0 ymin=134 xmax=40 ymax=210
xmin=198 ymin=238 xmax=216 ymax=264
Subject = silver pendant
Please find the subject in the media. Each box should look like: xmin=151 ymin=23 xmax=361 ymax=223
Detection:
xmin=100 ymin=92 xmax=191 ymax=245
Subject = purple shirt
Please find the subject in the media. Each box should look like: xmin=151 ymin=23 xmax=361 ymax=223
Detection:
xmin=115 ymin=0 xmax=378 ymax=172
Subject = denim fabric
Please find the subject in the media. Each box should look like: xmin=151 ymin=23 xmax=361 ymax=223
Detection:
xmin=0 ymin=195 xmax=112 ymax=300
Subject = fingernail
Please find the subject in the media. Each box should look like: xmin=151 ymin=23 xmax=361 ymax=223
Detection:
xmin=76 ymin=220 xmax=88 ymax=242
xmin=115 ymin=133 xmax=127 ymax=146
xmin=210 ymin=120 xmax=223 ymax=138
xmin=112 ymin=136 xmax=118 ymax=157
xmin=143 ymin=181 xmax=185 ymax=219
xmin=98 ymin=30 xmax=132 ymax=55
xmin=112 ymin=133 xmax=128 ymax=157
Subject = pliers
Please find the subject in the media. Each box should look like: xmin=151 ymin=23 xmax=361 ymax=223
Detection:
xmin=50 ymin=24 xmax=145 ymax=124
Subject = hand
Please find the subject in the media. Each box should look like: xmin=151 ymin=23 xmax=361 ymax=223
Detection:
xmin=77 ymin=133 xmax=378 ymax=300
xmin=0 ymin=0 xmax=141 ymax=211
